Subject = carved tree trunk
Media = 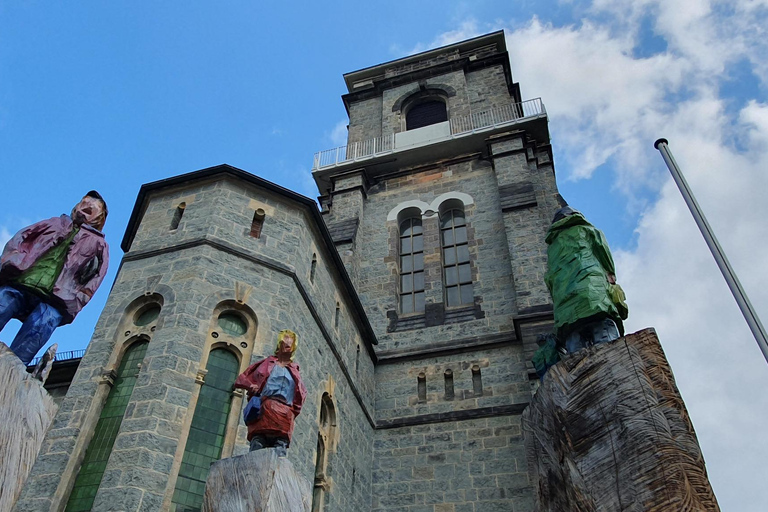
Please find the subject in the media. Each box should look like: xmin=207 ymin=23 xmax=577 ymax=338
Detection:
xmin=523 ymin=328 xmax=720 ymax=512
xmin=203 ymin=449 xmax=312 ymax=512
xmin=0 ymin=343 xmax=58 ymax=512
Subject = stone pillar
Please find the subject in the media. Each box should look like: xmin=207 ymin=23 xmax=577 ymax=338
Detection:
xmin=0 ymin=343 xmax=58 ymax=512
xmin=202 ymin=449 xmax=311 ymax=512
xmin=522 ymin=328 xmax=720 ymax=511
xmin=325 ymin=170 xmax=366 ymax=285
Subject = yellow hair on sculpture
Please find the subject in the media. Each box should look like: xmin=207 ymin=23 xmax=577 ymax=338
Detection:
xmin=275 ymin=329 xmax=298 ymax=361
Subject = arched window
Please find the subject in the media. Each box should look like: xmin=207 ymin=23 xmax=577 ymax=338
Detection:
xmin=441 ymin=208 xmax=473 ymax=307
xmin=406 ymin=99 xmax=447 ymax=130
xmin=171 ymin=202 xmax=186 ymax=230
xmin=171 ymin=349 xmax=239 ymax=512
xmin=65 ymin=340 xmax=149 ymax=512
xmin=250 ymin=208 xmax=265 ymax=238
xmin=399 ymin=216 xmax=425 ymax=314
xmin=312 ymin=393 xmax=337 ymax=512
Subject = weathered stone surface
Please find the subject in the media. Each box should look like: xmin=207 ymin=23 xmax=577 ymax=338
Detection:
xmin=523 ymin=328 xmax=720 ymax=511
xmin=0 ymin=343 xmax=58 ymax=512
xmin=202 ymin=449 xmax=311 ymax=512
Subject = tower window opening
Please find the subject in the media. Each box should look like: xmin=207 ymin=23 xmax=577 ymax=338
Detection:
xmin=441 ymin=208 xmax=473 ymax=307
xmin=170 ymin=202 xmax=186 ymax=230
xmin=355 ymin=344 xmax=360 ymax=375
xmin=399 ymin=217 xmax=425 ymax=314
xmin=406 ymin=99 xmax=447 ymax=130
xmin=334 ymin=303 xmax=340 ymax=329
xmin=472 ymin=365 xmax=483 ymax=396
xmin=417 ymin=372 xmax=427 ymax=402
xmin=444 ymin=369 xmax=454 ymax=400
xmin=250 ymin=208 xmax=266 ymax=238
xmin=310 ymin=254 xmax=317 ymax=283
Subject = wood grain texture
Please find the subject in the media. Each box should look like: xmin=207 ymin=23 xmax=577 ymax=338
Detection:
xmin=523 ymin=328 xmax=720 ymax=512
xmin=0 ymin=343 xmax=58 ymax=512
xmin=202 ymin=449 xmax=311 ymax=512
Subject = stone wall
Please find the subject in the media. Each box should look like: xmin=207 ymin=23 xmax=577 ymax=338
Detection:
xmin=465 ymin=65 xmax=512 ymax=111
xmin=371 ymin=414 xmax=534 ymax=512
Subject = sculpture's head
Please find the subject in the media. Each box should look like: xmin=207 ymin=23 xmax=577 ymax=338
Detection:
xmin=274 ymin=329 xmax=298 ymax=361
xmin=552 ymin=206 xmax=580 ymax=224
xmin=72 ymin=191 xmax=108 ymax=231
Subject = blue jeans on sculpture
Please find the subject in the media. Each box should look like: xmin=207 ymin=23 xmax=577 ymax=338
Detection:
xmin=564 ymin=317 xmax=620 ymax=353
xmin=0 ymin=286 xmax=63 ymax=365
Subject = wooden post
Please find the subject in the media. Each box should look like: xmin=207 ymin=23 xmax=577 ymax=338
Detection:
xmin=202 ymin=449 xmax=311 ymax=512
xmin=0 ymin=343 xmax=58 ymax=512
xmin=523 ymin=328 xmax=720 ymax=512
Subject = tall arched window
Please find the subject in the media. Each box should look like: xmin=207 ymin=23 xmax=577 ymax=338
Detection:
xmin=441 ymin=208 xmax=473 ymax=307
xmin=399 ymin=216 xmax=425 ymax=314
xmin=170 ymin=349 xmax=239 ymax=512
xmin=406 ymin=99 xmax=447 ymax=130
xmin=65 ymin=340 xmax=149 ymax=512
xmin=311 ymin=393 xmax=337 ymax=512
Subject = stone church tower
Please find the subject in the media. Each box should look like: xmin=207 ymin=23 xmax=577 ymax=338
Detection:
xmin=16 ymin=31 xmax=560 ymax=512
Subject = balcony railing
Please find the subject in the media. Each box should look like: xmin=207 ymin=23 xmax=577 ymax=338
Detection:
xmin=313 ymin=98 xmax=546 ymax=170
xmin=28 ymin=348 xmax=86 ymax=367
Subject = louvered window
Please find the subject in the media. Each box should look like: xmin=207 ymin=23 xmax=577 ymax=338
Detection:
xmin=406 ymin=100 xmax=447 ymax=130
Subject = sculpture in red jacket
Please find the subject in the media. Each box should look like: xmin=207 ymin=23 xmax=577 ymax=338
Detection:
xmin=0 ymin=192 xmax=109 ymax=365
xmin=234 ymin=329 xmax=307 ymax=456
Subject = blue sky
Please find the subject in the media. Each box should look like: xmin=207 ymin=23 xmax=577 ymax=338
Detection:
xmin=2 ymin=1 xmax=768 ymax=509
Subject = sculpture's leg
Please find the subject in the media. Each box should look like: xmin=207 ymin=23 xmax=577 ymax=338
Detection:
xmin=10 ymin=301 xmax=62 ymax=365
xmin=250 ymin=435 xmax=268 ymax=452
xmin=592 ymin=318 xmax=620 ymax=345
xmin=564 ymin=329 xmax=585 ymax=353
xmin=274 ymin=438 xmax=288 ymax=457
xmin=0 ymin=285 xmax=26 ymax=331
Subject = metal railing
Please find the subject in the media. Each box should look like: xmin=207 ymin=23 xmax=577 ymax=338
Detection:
xmin=312 ymin=98 xmax=546 ymax=170
xmin=29 ymin=348 xmax=86 ymax=367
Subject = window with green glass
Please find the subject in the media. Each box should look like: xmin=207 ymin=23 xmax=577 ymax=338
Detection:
xmin=217 ymin=313 xmax=247 ymax=336
xmin=170 ymin=349 xmax=239 ymax=512
xmin=134 ymin=304 xmax=160 ymax=326
xmin=65 ymin=341 xmax=148 ymax=512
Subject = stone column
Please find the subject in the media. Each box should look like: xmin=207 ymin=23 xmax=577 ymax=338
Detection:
xmin=0 ymin=343 xmax=58 ymax=512
xmin=325 ymin=170 xmax=366 ymax=286
xmin=202 ymin=449 xmax=311 ymax=512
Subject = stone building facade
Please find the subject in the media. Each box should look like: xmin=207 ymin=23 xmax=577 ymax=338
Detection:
xmin=15 ymin=31 xmax=561 ymax=512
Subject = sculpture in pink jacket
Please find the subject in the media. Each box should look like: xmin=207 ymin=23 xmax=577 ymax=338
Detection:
xmin=0 ymin=191 xmax=109 ymax=364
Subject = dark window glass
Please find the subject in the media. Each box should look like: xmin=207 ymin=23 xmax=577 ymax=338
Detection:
xmin=406 ymin=100 xmax=448 ymax=130
xmin=218 ymin=313 xmax=247 ymax=336
xmin=399 ymin=217 xmax=425 ymax=314
xmin=441 ymin=209 xmax=474 ymax=307
xmin=65 ymin=341 xmax=148 ymax=512
xmin=171 ymin=349 xmax=239 ymax=512
xmin=134 ymin=305 xmax=160 ymax=326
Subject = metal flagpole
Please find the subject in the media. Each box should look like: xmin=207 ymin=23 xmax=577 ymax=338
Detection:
xmin=654 ymin=138 xmax=768 ymax=364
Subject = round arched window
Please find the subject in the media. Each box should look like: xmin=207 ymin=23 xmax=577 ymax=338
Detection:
xmin=218 ymin=312 xmax=247 ymax=336
xmin=406 ymin=99 xmax=447 ymax=130
xmin=134 ymin=305 xmax=161 ymax=326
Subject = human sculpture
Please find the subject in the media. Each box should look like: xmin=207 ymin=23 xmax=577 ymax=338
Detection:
xmin=534 ymin=206 xmax=628 ymax=378
xmin=545 ymin=206 xmax=628 ymax=352
xmin=0 ymin=192 xmax=109 ymax=365
xmin=234 ymin=329 xmax=307 ymax=457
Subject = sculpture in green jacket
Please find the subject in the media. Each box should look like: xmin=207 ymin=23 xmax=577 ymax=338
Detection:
xmin=544 ymin=207 xmax=629 ymax=341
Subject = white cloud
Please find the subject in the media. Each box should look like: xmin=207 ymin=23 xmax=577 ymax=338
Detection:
xmin=424 ymin=2 xmax=768 ymax=509
xmin=327 ymin=119 xmax=349 ymax=147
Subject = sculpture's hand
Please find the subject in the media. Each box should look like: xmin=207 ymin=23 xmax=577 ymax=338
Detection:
xmin=607 ymin=273 xmax=616 ymax=284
